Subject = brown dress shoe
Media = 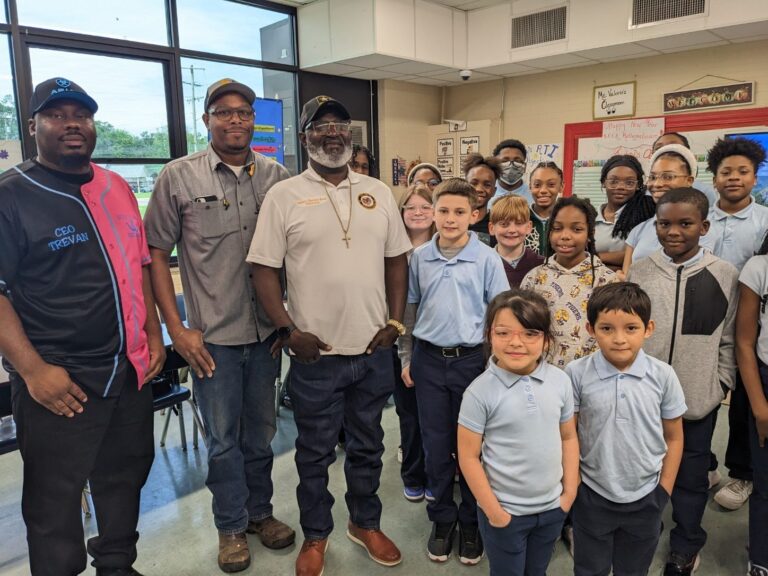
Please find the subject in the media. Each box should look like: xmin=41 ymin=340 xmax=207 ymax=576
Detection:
xmin=247 ymin=515 xmax=296 ymax=549
xmin=346 ymin=521 xmax=402 ymax=567
xmin=295 ymin=538 xmax=328 ymax=576
xmin=218 ymin=532 xmax=250 ymax=573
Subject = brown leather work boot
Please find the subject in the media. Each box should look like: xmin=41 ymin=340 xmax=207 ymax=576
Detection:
xmin=346 ymin=521 xmax=402 ymax=566
xmin=218 ymin=532 xmax=250 ymax=573
xmin=247 ymin=515 xmax=296 ymax=549
xmin=295 ymin=538 xmax=328 ymax=576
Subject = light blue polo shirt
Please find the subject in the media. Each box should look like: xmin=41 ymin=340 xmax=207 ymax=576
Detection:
xmin=459 ymin=359 xmax=574 ymax=516
xmin=408 ymin=232 xmax=508 ymax=346
xmin=707 ymin=199 xmax=768 ymax=271
xmin=626 ymin=217 xmax=659 ymax=262
xmin=566 ymin=349 xmax=687 ymax=503
xmin=489 ymin=181 xmax=533 ymax=208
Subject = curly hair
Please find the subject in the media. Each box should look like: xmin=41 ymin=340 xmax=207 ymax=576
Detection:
xmin=462 ymin=153 xmax=502 ymax=180
xmin=706 ymin=137 xmax=767 ymax=174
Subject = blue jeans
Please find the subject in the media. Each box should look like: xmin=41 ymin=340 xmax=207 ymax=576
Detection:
xmin=669 ymin=407 xmax=717 ymax=556
xmin=478 ymin=506 xmax=566 ymax=576
xmin=750 ymin=362 xmax=768 ymax=567
xmin=290 ymin=347 xmax=394 ymax=539
xmin=411 ymin=341 xmax=484 ymax=525
xmin=192 ymin=336 xmax=279 ymax=534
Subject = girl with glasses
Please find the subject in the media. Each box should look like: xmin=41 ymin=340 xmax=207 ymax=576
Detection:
xmin=596 ymin=155 xmax=655 ymax=271
xmin=458 ymin=288 xmax=579 ymax=576
xmin=622 ymin=145 xmax=699 ymax=276
xmin=394 ymin=183 xmax=435 ymax=504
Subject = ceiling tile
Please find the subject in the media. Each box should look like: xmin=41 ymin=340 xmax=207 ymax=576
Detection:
xmin=338 ymin=54 xmax=409 ymax=68
xmin=635 ymin=30 xmax=723 ymax=51
xmin=341 ymin=68 xmax=402 ymax=80
xmin=519 ymin=53 xmax=594 ymax=69
xmin=476 ymin=62 xmax=538 ymax=75
xmin=573 ymin=43 xmax=660 ymax=62
xmin=378 ymin=61 xmax=453 ymax=74
xmin=711 ymin=21 xmax=768 ymax=41
xmin=405 ymin=76 xmax=451 ymax=86
xmin=303 ymin=63 xmax=367 ymax=76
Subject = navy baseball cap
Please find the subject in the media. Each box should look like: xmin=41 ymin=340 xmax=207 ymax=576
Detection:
xmin=299 ymin=96 xmax=350 ymax=132
xmin=29 ymin=78 xmax=98 ymax=116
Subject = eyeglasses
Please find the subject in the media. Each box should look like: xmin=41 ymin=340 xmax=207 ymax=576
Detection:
xmin=403 ymin=204 xmax=433 ymax=213
xmin=415 ymin=179 xmax=440 ymax=189
xmin=306 ymin=121 xmax=352 ymax=135
xmin=605 ymin=178 xmax=639 ymax=189
xmin=647 ymin=172 xmax=686 ymax=183
xmin=208 ymin=107 xmax=255 ymax=121
xmin=492 ymin=328 xmax=544 ymax=344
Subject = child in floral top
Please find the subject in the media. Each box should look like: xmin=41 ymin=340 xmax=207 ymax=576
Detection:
xmin=521 ymin=197 xmax=617 ymax=369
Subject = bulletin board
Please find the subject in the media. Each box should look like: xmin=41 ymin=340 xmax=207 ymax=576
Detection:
xmin=562 ymin=107 xmax=768 ymax=198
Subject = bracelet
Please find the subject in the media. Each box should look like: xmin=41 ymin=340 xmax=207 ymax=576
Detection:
xmin=386 ymin=318 xmax=406 ymax=336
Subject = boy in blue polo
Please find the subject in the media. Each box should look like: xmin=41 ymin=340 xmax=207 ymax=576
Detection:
xmin=567 ymin=282 xmax=686 ymax=576
xmin=403 ymin=177 xmax=508 ymax=565
xmin=706 ymin=137 xmax=768 ymax=511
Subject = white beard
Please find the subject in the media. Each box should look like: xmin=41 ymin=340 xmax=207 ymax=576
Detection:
xmin=307 ymin=142 xmax=353 ymax=169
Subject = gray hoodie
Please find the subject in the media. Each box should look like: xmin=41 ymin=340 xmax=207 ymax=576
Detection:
xmin=627 ymin=250 xmax=738 ymax=420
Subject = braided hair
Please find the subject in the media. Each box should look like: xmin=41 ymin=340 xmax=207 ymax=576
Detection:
xmin=599 ymin=155 xmax=655 ymax=240
xmin=546 ymin=196 xmax=598 ymax=286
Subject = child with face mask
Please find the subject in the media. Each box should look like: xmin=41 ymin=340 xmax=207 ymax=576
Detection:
xmin=489 ymin=139 xmax=533 ymax=208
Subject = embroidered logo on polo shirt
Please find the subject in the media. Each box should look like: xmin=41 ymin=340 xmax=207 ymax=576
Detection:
xmin=358 ymin=193 xmax=376 ymax=210
xmin=296 ymin=196 xmax=328 ymax=207
xmin=48 ymin=224 xmax=89 ymax=252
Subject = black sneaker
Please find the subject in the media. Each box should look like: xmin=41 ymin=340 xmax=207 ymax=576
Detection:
xmin=749 ymin=563 xmax=768 ymax=576
xmin=663 ymin=552 xmax=700 ymax=575
xmin=458 ymin=522 xmax=484 ymax=565
xmin=427 ymin=521 xmax=456 ymax=562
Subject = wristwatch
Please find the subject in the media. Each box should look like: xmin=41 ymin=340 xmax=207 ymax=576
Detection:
xmin=277 ymin=324 xmax=295 ymax=340
xmin=386 ymin=319 xmax=406 ymax=336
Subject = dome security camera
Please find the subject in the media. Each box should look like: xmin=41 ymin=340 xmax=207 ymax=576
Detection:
xmin=459 ymin=69 xmax=472 ymax=81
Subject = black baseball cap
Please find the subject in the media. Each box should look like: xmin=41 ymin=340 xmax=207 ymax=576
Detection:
xmin=204 ymin=78 xmax=256 ymax=110
xmin=299 ymin=96 xmax=350 ymax=132
xmin=30 ymin=78 xmax=98 ymax=116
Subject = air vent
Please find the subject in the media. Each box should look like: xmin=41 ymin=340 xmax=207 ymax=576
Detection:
xmin=632 ymin=0 xmax=706 ymax=26
xmin=511 ymin=6 xmax=567 ymax=49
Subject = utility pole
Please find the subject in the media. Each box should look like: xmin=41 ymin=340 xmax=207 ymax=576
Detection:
xmin=182 ymin=64 xmax=205 ymax=152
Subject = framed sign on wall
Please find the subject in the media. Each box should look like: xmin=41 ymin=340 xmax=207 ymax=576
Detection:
xmin=593 ymin=81 xmax=636 ymax=120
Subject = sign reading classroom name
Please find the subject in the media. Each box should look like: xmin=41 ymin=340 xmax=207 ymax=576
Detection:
xmin=593 ymin=81 xmax=636 ymax=120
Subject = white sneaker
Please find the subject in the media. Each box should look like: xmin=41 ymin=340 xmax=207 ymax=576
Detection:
xmin=708 ymin=469 xmax=722 ymax=490
xmin=714 ymin=479 xmax=753 ymax=510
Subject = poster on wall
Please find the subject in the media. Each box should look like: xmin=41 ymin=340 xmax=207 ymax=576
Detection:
xmin=437 ymin=156 xmax=454 ymax=178
xmin=663 ymin=82 xmax=754 ymax=113
xmin=525 ymin=143 xmax=562 ymax=169
xmin=250 ymin=97 xmax=284 ymax=164
xmin=437 ymin=138 xmax=454 ymax=157
xmin=593 ymin=81 xmax=636 ymax=120
xmin=460 ymin=136 xmax=480 ymax=155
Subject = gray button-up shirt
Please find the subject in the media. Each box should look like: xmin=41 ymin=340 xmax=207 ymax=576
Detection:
xmin=144 ymin=145 xmax=289 ymax=345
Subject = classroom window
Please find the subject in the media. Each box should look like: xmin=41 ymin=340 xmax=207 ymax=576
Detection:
xmin=29 ymin=48 xmax=171 ymax=159
xmin=17 ymin=0 xmax=169 ymax=45
xmin=176 ymin=0 xmax=295 ymax=65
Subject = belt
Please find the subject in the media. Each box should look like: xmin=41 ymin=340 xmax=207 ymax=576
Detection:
xmin=419 ymin=340 xmax=483 ymax=358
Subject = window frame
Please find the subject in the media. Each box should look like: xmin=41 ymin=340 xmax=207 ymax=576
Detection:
xmin=1 ymin=0 xmax=299 ymax=167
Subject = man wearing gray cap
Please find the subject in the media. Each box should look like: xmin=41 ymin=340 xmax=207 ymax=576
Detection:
xmin=0 ymin=77 xmax=165 ymax=575
xmin=144 ymin=78 xmax=294 ymax=573
xmin=249 ymin=96 xmax=411 ymax=576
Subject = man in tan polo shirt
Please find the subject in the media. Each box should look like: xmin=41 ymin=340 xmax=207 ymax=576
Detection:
xmin=248 ymin=96 xmax=411 ymax=576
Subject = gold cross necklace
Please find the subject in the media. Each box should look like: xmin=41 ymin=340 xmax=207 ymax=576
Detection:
xmin=322 ymin=178 xmax=353 ymax=248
